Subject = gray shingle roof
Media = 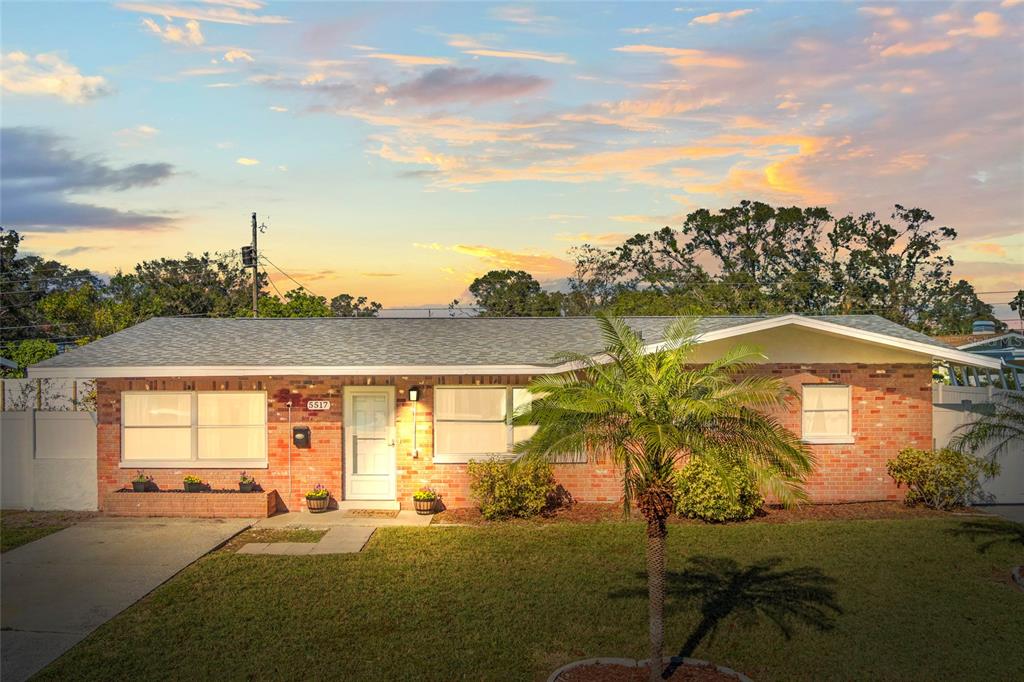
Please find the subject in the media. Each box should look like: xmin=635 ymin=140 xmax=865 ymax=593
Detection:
xmin=32 ymin=314 xmax=951 ymax=371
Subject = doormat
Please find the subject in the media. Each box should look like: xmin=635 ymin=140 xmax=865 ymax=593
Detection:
xmin=342 ymin=509 xmax=399 ymax=519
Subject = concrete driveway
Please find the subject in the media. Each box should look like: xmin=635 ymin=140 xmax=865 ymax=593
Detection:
xmin=1 ymin=517 xmax=249 ymax=682
xmin=982 ymin=505 xmax=1024 ymax=524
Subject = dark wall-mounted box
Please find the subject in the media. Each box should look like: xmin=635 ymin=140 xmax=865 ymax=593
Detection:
xmin=292 ymin=426 xmax=311 ymax=449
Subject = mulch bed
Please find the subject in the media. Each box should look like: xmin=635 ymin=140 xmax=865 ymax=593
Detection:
xmin=556 ymin=662 xmax=739 ymax=681
xmin=432 ymin=501 xmax=961 ymax=526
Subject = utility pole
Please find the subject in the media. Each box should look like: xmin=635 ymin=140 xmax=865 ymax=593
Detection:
xmin=241 ymin=213 xmax=260 ymax=317
xmin=251 ymin=212 xmax=258 ymax=318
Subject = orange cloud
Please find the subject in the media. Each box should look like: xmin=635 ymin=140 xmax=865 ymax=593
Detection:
xmin=462 ymin=48 xmax=573 ymax=64
xmin=880 ymin=40 xmax=953 ymax=57
xmin=947 ymin=11 xmax=1005 ymax=38
xmin=967 ymin=243 xmax=1008 ymax=257
xmin=365 ymin=52 xmax=450 ymax=66
xmin=690 ymin=9 xmax=753 ymax=25
xmin=450 ymin=245 xmax=571 ymax=275
xmin=879 ymin=151 xmax=928 ymax=174
xmin=614 ymin=44 xmax=746 ymax=69
xmin=858 ymin=7 xmax=897 ymax=18
xmin=116 ymin=1 xmax=290 ymax=25
xmin=554 ymin=232 xmax=629 ymax=245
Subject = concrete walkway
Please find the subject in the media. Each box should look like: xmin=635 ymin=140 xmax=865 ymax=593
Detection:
xmin=256 ymin=508 xmax=433 ymax=528
xmin=1 ymin=517 xmax=249 ymax=682
xmin=238 ymin=509 xmax=431 ymax=556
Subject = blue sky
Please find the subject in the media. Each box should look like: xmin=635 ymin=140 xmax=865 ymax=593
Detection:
xmin=2 ymin=1 xmax=1022 ymax=313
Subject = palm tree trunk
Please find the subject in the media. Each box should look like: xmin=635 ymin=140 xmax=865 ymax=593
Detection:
xmin=646 ymin=515 xmax=667 ymax=682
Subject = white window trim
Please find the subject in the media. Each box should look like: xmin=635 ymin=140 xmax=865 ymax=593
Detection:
xmin=433 ymin=386 xmax=530 ymax=464
xmin=801 ymin=384 xmax=854 ymax=445
xmin=120 ymin=390 xmax=268 ymax=469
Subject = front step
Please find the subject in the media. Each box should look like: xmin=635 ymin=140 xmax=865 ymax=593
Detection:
xmin=335 ymin=500 xmax=400 ymax=511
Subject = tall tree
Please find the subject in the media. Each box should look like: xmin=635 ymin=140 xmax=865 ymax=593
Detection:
xmin=129 ymin=252 xmax=262 ymax=317
xmin=1010 ymin=290 xmax=1024 ymax=330
xmin=258 ymin=287 xmax=332 ymax=317
xmin=468 ymin=270 xmax=563 ymax=317
xmin=827 ymin=205 xmax=957 ymax=327
xmin=330 ymin=293 xmax=382 ymax=317
xmin=515 ymin=315 xmax=812 ymax=680
xmin=1 ymin=228 xmax=101 ymax=341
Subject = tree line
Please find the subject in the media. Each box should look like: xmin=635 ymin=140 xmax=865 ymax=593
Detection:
xmin=463 ymin=201 xmax=1016 ymax=334
xmin=3 ymin=201 xmax=1019 ymax=374
xmin=0 ymin=228 xmax=381 ymax=374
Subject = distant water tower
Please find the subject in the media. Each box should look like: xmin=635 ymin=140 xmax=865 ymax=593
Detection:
xmin=972 ymin=319 xmax=996 ymax=335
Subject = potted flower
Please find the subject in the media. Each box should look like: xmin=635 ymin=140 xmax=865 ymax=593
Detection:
xmin=183 ymin=475 xmax=204 ymax=493
xmin=238 ymin=471 xmax=255 ymax=493
xmin=305 ymin=484 xmax=330 ymax=513
xmin=413 ymin=488 xmax=438 ymax=515
xmin=132 ymin=470 xmax=152 ymax=493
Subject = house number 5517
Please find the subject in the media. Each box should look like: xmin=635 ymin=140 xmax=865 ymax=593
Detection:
xmin=307 ymin=400 xmax=331 ymax=410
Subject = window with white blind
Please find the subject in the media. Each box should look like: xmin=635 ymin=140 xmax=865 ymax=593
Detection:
xmin=801 ymin=384 xmax=853 ymax=444
xmin=122 ymin=392 xmax=267 ymax=466
xmin=433 ymin=386 xmax=538 ymax=463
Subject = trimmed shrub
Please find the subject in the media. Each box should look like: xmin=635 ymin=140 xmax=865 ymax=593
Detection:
xmin=467 ymin=458 xmax=558 ymax=520
xmin=886 ymin=447 xmax=999 ymax=510
xmin=674 ymin=458 xmax=764 ymax=522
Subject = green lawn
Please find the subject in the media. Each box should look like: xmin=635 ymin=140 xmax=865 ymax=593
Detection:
xmin=0 ymin=510 xmax=91 ymax=553
xmin=39 ymin=517 xmax=1023 ymax=681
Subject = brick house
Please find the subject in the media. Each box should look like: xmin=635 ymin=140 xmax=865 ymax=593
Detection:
xmin=29 ymin=314 xmax=999 ymax=516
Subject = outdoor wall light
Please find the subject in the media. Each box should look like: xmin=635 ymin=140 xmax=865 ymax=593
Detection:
xmin=408 ymin=387 xmax=421 ymax=457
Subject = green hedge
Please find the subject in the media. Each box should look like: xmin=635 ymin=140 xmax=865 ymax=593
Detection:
xmin=886 ymin=447 xmax=998 ymax=510
xmin=674 ymin=458 xmax=763 ymax=522
xmin=467 ymin=458 xmax=557 ymax=520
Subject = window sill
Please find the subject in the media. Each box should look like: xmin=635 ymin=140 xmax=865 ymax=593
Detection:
xmin=432 ymin=453 xmax=518 ymax=465
xmin=801 ymin=437 xmax=855 ymax=445
xmin=120 ymin=460 xmax=268 ymax=469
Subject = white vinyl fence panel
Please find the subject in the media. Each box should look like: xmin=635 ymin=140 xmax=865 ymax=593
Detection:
xmin=1 ymin=378 xmax=98 ymax=511
xmin=933 ymin=385 xmax=1024 ymax=504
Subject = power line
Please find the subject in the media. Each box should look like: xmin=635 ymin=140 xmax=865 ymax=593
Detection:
xmin=258 ymin=254 xmax=324 ymax=299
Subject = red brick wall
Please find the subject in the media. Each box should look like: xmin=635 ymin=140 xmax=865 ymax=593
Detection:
xmin=759 ymin=363 xmax=933 ymax=502
xmin=103 ymin=490 xmax=279 ymax=517
xmin=94 ymin=363 xmax=932 ymax=514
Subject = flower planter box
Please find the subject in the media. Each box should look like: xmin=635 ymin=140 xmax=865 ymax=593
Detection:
xmin=414 ymin=498 xmax=436 ymax=515
xmin=105 ymin=489 xmax=281 ymax=518
xmin=306 ymin=496 xmax=329 ymax=513
xmin=184 ymin=482 xmax=204 ymax=493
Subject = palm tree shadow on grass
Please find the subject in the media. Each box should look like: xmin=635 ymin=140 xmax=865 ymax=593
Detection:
xmin=611 ymin=556 xmax=842 ymax=679
xmin=946 ymin=519 xmax=1024 ymax=554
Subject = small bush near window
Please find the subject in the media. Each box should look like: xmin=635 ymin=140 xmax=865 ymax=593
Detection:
xmin=886 ymin=447 xmax=999 ymax=510
xmin=674 ymin=458 xmax=764 ymax=522
xmin=467 ymin=458 xmax=557 ymax=520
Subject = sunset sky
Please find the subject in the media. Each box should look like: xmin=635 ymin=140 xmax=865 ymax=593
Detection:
xmin=2 ymin=1 xmax=1022 ymax=316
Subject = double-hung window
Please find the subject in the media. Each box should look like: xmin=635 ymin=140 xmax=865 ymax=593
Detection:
xmin=122 ymin=392 xmax=267 ymax=466
xmin=433 ymin=386 xmax=537 ymax=463
xmin=801 ymin=384 xmax=853 ymax=444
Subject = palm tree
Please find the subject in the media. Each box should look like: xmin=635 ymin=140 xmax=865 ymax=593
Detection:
xmin=515 ymin=315 xmax=813 ymax=681
xmin=950 ymin=391 xmax=1024 ymax=460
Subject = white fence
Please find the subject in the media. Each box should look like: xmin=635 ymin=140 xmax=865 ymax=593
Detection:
xmin=933 ymin=385 xmax=1024 ymax=504
xmin=1 ymin=378 xmax=98 ymax=511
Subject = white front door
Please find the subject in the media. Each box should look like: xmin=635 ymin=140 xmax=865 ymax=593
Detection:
xmin=344 ymin=387 xmax=396 ymax=501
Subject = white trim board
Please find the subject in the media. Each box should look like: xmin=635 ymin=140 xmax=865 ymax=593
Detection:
xmin=29 ymin=315 xmax=1003 ymax=378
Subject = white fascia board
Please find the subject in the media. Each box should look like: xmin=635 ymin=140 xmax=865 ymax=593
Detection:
xmin=631 ymin=314 xmax=1005 ymax=370
xmin=29 ymin=315 xmax=1004 ymax=378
